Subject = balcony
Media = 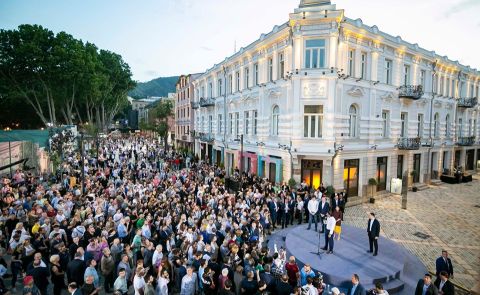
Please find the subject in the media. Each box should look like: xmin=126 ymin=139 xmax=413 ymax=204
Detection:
xmin=198 ymin=133 xmax=215 ymax=143
xmin=456 ymin=136 xmax=475 ymax=146
xmin=199 ymin=97 xmax=215 ymax=107
xmin=397 ymin=137 xmax=421 ymax=150
xmin=457 ymin=97 xmax=478 ymax=108
xmin=398 ymin=85 xmax=423 ymax=100
xmin=191 ymin=101 xmax=199 ymax=109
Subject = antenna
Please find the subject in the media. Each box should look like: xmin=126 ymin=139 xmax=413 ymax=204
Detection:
xmin=234 ymin=40 xmax=237 ymax=53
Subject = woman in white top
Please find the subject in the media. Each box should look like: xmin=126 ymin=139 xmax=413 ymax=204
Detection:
xmin=133 ymin=267 xmax=146 ymax=295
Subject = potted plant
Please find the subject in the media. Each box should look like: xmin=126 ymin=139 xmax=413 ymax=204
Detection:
xmin=368 ymin=178 xmax=378 ymax=203
xmin=288 ymin=178 xmax=297 ymax=189
xmin=410 ymin=170 xmax=418 ymax=192
xmin=326 ymin=185 xmax=335 ymax=196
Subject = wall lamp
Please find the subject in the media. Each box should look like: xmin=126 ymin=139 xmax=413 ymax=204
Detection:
xmin=256 ymin=141 xmax=265 ymax=147
xmin=335 ymin=144 xmax=344 ymax=152
xmin=370 ymin=144 xmax=378 ymax=150
xmin=356 ymin=78 xmax=362 ymax=82
xmin=373 ymin=81 xmax=380 ymax=85
xmin=278 ymin=143 xmax=291 ymax=151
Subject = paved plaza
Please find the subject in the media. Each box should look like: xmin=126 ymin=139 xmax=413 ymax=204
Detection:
xmin=343 ymin=177 xmax=480 ymax=292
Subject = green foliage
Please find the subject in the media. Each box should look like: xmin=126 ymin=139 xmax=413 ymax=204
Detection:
xmin=368 ymin=178 xmax=378 ymax=186
xmin=128 ymin=76 xmax=178 ymax=98
xmin=288 ymin=178 xmax=297 ymax=188
xmin=0 ymin=24 xmax=135 ymax=130
xmin=326 ymin=185 xmax=335 ymax=195
xmin=410 ymin=170 xmax=418 ymax=177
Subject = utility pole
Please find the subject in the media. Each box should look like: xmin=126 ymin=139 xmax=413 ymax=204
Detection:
xmin=427 ymin=61 xmax=437 ymax=184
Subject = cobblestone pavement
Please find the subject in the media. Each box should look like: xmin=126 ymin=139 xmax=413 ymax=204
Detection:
xmin=343 ymin=177 xmax=480 ymax=292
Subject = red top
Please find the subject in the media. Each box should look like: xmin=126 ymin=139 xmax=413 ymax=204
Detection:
xmin=285 ymin=262 xmax=299 ymax=284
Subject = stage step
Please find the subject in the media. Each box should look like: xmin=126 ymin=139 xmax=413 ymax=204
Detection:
xmin=430 ymin=179 xmax=443 ymax=186
xmin=364 ymin=278 xmax=405 ymax=294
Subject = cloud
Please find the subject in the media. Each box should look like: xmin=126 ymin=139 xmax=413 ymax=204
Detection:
xmin=200 ymin=46 xmax=213 ymax=51
xmin=144 ymin=70 xmax=158 ymax=77
xmin=444 ymin=0 xmax=480 ymax=18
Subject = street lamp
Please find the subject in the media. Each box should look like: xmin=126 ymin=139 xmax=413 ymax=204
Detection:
xmin=279 ymin=140 xmax=293 ymax=182
xmin=234 ymin=134 xmax=244 ymax=194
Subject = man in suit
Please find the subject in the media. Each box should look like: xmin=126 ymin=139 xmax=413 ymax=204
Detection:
xmin=434 ymin=271 xmax=455 ymax=295
xmin=415 ymin=274 xmax=439 ymax=295
xmin=268 ymin=197 xmax=279 ymax=230
xmin=367 ymin=212 xmax=380 ymax=256
xmin=67 ymin=252 xmax=86 ymax=286
xmin=67 ymin=282 xmax=82 ymax=295
xmin=306 ymin=195 xmax=319 ymax=231
xmin=347 ymin=274 xmax=366 ymax=295
xmin=436 ymin=250 xmax=454 ymax=278
xmin=318 ymin=195 xmax=330 ymax=233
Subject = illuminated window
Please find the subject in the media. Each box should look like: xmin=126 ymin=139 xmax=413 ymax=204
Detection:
xmin=305 ymin=39 xmax=325 ymax=69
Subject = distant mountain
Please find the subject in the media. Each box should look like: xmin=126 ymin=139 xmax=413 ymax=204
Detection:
xmin=129 ymin=76 xmax=179 ymax=98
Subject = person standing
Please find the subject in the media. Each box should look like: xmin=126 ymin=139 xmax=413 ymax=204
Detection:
xmin=367 ymin=212 xmax=380 ymax=256
xmin=322 ymin=212 xmax=336 ymax=254
xmin=100 ymin=248 xmax=115 ymax=293
xmin=318 ymin=195 xmax=330 ymax=233
xmin=435 ymin=250 xmax=454 ymax=278
xmin=332 ymin=206 xmax=343 ymax=240
xmin=414 ymin=274 xmax=438 ymax=295
xmin=434 ymin=271 xmax=455 ymax=295
xmin=50 ymin=254 xmax=66 ymax=295
xmin=180 ymin=266 xmax=198 ymax=295
xmin=347 ymin=274 xmax=366 ymax=295
xmin=306 ymin=195 xmax=319 ymax=231
xmin=296 ymin=196 xmax=304 ymax=225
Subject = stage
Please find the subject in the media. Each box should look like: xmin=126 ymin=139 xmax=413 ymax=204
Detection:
xmin=268 ymin=224 xmax=427 ymax=294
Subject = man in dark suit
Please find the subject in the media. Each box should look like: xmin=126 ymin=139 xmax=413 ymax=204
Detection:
xmin=415 ymin=274 xmax=439 ymax=295
xmin=68 ymin=282 xmax=82 ymax=295
xmin=367 ymin=212 xmax=380 ymax=256
xmin=436 ymin=250 xmax=454 ymax=278
xmin=268 ymin=197 xmax=279 ymax=230
xmin=67 ymin=252 xmax=86 ymax=286
xmin=347 ymin=274 xmax=366 ymax=295
xmin=434 ymin=271 xmax=455 ymax=295
xmin=318 ymin=195 xmax=330 ymax=233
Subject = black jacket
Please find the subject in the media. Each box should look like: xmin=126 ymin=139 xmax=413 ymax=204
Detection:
xmin=367 ymin=219 xmax=380 ymax=238
xmin=415 ymin=280 xmax=438 ymax=295
xmin=434 ymin=278 xmax=455 ymax=295
xmin=67 ymin=258 xmax=86 ymax=285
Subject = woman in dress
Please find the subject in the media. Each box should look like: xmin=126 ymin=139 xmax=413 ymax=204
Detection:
xmin=50 ymin=254 xmax=66 ymax=295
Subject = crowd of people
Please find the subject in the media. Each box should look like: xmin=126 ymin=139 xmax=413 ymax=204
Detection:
xmin=0 ymin=135 xmax=351 ymax=295
xmin=0 ymin=135 xmax=457 ymax=295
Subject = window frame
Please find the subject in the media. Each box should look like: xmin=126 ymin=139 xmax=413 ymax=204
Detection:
xmin=349 ymin=105 xmax=358 ymax=138
xmin=303 ymin=105 xmax=324 ymax=138
xmin=304 ymin=39 xmax=326 ymax=69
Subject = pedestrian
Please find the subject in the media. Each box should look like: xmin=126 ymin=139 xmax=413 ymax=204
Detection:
xmin=50 ymin=254 xmax=66 ymax=295
xmin=415 ymin=273 xmax=439 ymax=295
xmin=367 ymin=212 xmax=380 ymax=256
xmin=347 ymin=274 xmax=366 ymax=295
xmin=307 ymin=195 xmax=319 ymax=231
xmin=435 ymin=250 xmax=454 ymax=278
xmin=100 ymin=248 xmax=116 ymax=293
xmin=323 ymin=211 xmax=336 ymax=254
xmin=434 ymin=271 xmax=455 ymax=295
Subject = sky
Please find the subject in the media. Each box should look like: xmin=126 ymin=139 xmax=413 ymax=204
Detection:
xmin=1 ymin=0 xmax=479 ymax=82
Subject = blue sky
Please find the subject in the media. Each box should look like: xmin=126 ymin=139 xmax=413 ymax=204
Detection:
xmin=1 ymin=0 xmax=479 ymax=82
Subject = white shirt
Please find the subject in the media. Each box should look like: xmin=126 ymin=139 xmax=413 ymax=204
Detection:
xmin=369 ymin=218 xmax=375 ymax=231
xmin=133 ymin=275 xmax=146 ymax=295
xmin=308 ymin=199 xmax=319 ymax=215
xmin=326 ymin=216 xmax=336 ymax=235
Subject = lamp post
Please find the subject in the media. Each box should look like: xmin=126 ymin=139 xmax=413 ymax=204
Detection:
xmin=78 ymin=131 xmax=85 ymax=195
xmin=234 ymin=134 xmax=244 ymax=193
xmin=426 ymin=61 xmax=437 ymax=184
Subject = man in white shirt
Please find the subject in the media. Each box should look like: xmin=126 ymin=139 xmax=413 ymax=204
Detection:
xmin=306 ymin=195 xmax=319 ymax=231
xmin=323 ymin=212 xmax=336 ymax=254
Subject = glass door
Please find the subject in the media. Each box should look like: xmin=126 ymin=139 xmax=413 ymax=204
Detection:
xmin=413 ymin=154 xmax=421 ymax=183
xmin=377 ymin=157 xmax=387 ymax=191
xmin=343 ymin=159 xmax=359 ymax=197
xmin=301 ymin=160 xmax=323 ymax=190
xmin=397 ymin=155 xmax=404 ymax=179
xmin=269 ymin=162 xmax=276 ymax=184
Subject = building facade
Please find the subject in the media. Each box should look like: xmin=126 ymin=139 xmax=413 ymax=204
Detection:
xmin=192 ymin=0 xmax=480 ymax=197
xmin=175 ymin=74 xmax=202 ymax=150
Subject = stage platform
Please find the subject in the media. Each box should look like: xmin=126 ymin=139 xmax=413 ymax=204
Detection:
xmin=268 ymin=224 xmax=427 ymax=294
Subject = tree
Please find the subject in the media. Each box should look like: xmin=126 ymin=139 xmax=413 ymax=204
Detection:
xmin=148 ymin=99 xmax=173 ymax=150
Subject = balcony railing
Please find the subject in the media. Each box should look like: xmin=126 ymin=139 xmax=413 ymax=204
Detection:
xmin=191 ymin=101 xmax=199 ymax=109
xmin=397 ymin=137 xmax=421 ymax=150
xmin=457 ymin=97 xmax=478 ymax=108
xmin=398 ymin=85 xmax=424 ymax=100
xmin=199 ymin=97 xmax=215 ymax=107
xmin=456 ymin=136 xmax=475 ymax=146
xmin=198 ymin=133 xmax=215 ymax=142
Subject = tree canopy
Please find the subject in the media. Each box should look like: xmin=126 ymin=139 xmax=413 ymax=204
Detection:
xmin=0 ymin=24 xmax=136 ymax=130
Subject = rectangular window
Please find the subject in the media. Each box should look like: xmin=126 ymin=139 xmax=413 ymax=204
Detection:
xmin=348 ymin=49 xmax=355 ymax=76
xmin=303 ymin=105 xmax=324 ymax=138
xmin=403 ymin=64 xmax=410 ymax=85
xmin=244 ymin=67 xmax=250 ymax=89
xmin=253 ymin=110 xmax=258 ymax=135
xmin=268 ymin=57 xmax=273 ymax=82
xmin=208 ymin=81 xmax=213 ymax=98
xmin=382 ymin=111 xmax=389 ymax=138
xmin=235 ymin=72 xmax=240 ymax=92
xmin=360 ymin=52 xmax=367 ymax=79
xmin=469 ymin=119 xmax=473 ymax=136
xmin=470 ymin=84 xmax=474 ymax=97
xmin=458 ymin=118 xmax=463 ymax=137
xmin=201 ymin=116 xmax=204 ymax=132
xmin=218 ymin=114 xmax=222 ymax=134
xmin=244 ymin=111 xmax=249 ymax=135
xmin=229 ymin=113 xmax=233 ymax=135
xmin=235 ymin=112 xmax=240 ymax=136
xmin=228 ymin=74 xmax=233 ymax=94
xmin=476 ymin=85 xmax=479 ymax=98
xmin=401 ymin=112 xmax=408 ymax=138
xmin=208 ymin=115 xmax=212 ymax=134
xmin=217 ymin=78 xmax=222 ymax=97
xmin=385 ymin=59 xmax=392 ymax=84
xmin=254 ymin=63 xmax=259 ymax=86
xmin=278 ymin=52 xmax=285 ymax=79
xmin=417 ymin=114 xmax=424 ymax=138
xmin=305 ymin=39 xmax=326 ymax=69
xmin=440 ymin=77 xmax=445 ymax=96
xmin=420 ymin=70 xmax=426 ymax=89
xmin=446 ymin=78 xmax=450 ymax=97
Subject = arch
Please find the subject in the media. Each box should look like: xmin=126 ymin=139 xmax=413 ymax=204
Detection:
xmin=272 ymin=105 xmax=280 ymax=136
xmin=349 ymin=104 xmax=358 ymax=138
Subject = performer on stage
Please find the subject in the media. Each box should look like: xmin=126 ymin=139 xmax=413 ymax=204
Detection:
xmin=367 ymin=212 xmax=380 ymax=256
xmin=322 ymin=211 xmax=336 ymax=254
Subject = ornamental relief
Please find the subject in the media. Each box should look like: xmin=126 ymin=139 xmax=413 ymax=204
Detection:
xmin=346 ymin=86 xmax=365 ymax=98
xmin=302 ymin=80 xmax=327 ymax=98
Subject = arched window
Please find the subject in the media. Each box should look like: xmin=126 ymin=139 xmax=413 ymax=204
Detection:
xmin=349 ymin=105 xmax=358 ymax=138
xmin=272 ymin=105 xmax=280 ymax=136
xmin=445 ymin=114 xmax=450 ymax=137
xmin=434 ymin=113 xmax=440 ymax=138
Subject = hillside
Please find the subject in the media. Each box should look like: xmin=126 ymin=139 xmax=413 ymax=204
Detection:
xmin=129 ymin=76 xmax=178 ymax=98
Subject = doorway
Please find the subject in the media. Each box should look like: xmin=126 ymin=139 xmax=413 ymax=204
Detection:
xmin=269 ymin=162 xmax=277 ymax=183
xmin=397 ymin=155 xmax=404 ymax=179
xmin=454 ymin=150 xmax=461 ymax=169
xmin=216 ymin=150 xmax=222 ymax=167
xmin=413 ymin=154 xmax=421 ymax=183
xmin=344 ymin=159 xmax=359 ymax=197
xmin=376 ymin=157 xmax=387 ymax=191
xmin=301 ymin=160 xmax=323 ymax=190
xmin=466 ymin=149 xmax=475 ymax=170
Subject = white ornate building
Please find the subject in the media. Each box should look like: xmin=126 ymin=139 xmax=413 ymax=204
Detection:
xmin=191 ymin=0 xmax=480 ymax=197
